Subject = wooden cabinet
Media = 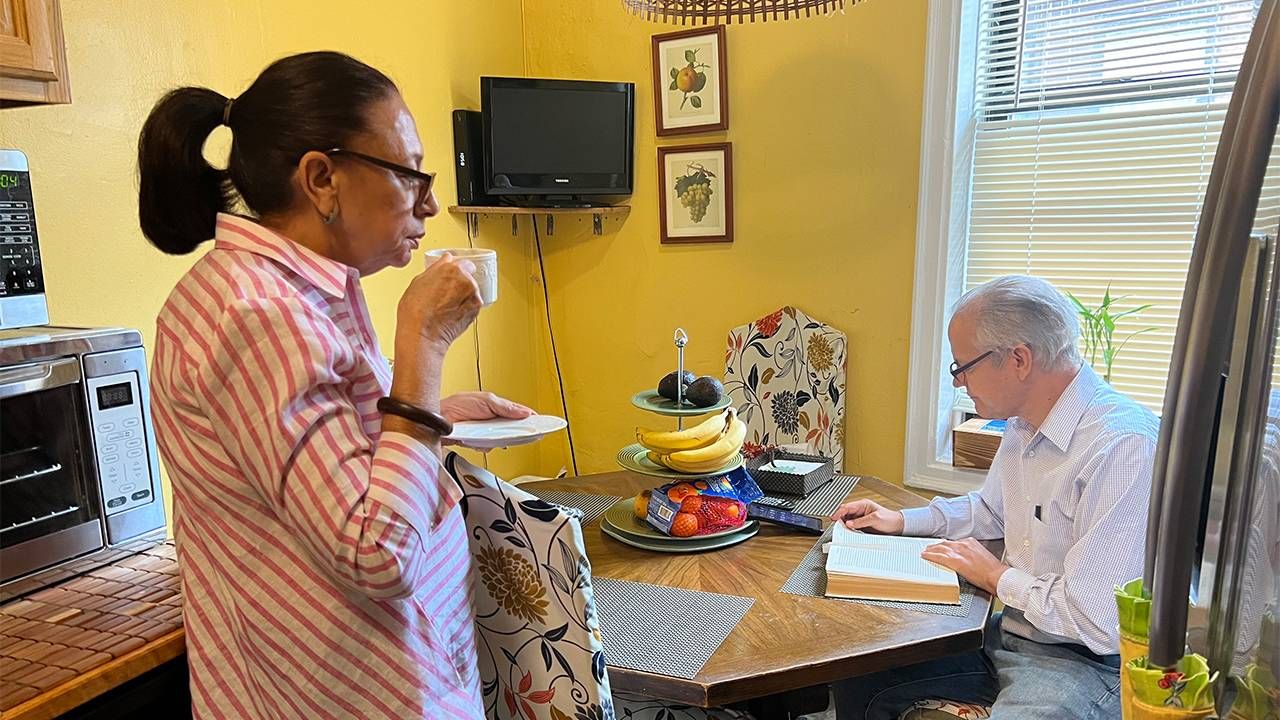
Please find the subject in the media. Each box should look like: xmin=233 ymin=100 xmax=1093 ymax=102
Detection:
xmin=0 ymin=0 xmax=70 ymax=105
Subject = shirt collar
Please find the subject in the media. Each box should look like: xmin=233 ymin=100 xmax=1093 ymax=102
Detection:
xmin=1028 ymin=364 xmax=1105 ymax=453
xmin=212 ymin=213 xmax=353 ymax=299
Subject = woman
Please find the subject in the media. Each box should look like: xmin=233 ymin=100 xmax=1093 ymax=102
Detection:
xmin=138 ymin=51 xmax=527 ymax=719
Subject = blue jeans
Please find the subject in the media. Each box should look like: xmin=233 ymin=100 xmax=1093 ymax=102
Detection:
xmin=833 ymin=615 xmax=1122 ymax=720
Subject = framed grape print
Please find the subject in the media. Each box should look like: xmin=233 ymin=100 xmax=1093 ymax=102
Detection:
xmin=652 ymin=25 xmax=729 ymax=136
xmin=658 ymin=142 xmax=734 ymax=244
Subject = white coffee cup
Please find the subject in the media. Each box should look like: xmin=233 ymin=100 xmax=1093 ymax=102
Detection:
xmin=425 ymin=248 xmax=497 ymax=305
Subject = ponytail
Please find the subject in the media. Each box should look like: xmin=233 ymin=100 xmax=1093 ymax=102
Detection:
xmin=137 ymin=87 xmax=233 ymax=255
xmin=137 ymin=52 xmax=397 ymax=256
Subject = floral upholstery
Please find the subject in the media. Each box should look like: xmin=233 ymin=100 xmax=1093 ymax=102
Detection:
xmin=447 ymin=452 xmax=614 ymax=720
xmin=898 ymin=699 xmax=992 ymax=719
xmin=446 ymin=453 xmax=753 ymax=720
xmin=725 ymin=307 xmax=848 ymax=470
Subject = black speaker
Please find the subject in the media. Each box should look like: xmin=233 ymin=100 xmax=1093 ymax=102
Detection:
xmin=452 ymin=109 xmax=495 ymax=206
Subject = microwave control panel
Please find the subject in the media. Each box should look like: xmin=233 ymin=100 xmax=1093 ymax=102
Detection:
xmin=0 ymin=150 xmax=48 ymax=329
xmin=86 ymin=371 xmax=155 ymax=516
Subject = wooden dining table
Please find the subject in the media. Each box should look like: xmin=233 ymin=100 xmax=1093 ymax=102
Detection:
xmin=532 ymin=471 xmax=993 ymax=709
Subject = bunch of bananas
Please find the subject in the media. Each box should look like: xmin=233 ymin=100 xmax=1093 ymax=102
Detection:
xmin=637 ymin=408 xmax=746 ymax=474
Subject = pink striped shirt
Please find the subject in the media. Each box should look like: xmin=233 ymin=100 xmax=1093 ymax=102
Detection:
xmin=150 ymin=213 xmax=482 ymax=719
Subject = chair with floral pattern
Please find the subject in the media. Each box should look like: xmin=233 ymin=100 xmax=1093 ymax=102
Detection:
xmin=445 ymin=453 xmax=753 ymax=720
xmin=724 ymin=307 xmax=848 ymax=470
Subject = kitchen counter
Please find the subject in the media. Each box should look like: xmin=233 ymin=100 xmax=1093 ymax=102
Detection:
xmin=0 ymin=542 xmax=186 ymax=720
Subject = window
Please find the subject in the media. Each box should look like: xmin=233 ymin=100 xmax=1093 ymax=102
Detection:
xmin=906 ymin=0 xmax=1270 ymax=493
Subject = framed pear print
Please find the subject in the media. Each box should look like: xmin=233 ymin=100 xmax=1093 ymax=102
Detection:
xmin=658 ymin=142 xmax=733 ymax=244
xmin=652 ymin=25 xmax=728 ymax=136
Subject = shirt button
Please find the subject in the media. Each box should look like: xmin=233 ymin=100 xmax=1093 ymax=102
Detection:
xmin=1028 ymin=450 xmax=1036 ymax=458
xmin=1025 ymin=495 xmax=1031 ymax=501
xmin=1023 ymin=539 xmax=1031 ymax=548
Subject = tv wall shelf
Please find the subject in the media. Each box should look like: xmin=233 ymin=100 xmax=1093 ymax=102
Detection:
xmin=448 ymin=205 xmax=630 ymax=237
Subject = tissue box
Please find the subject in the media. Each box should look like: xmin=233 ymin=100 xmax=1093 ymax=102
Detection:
xmin=952 ymin=418 xmax=1006 ymax=470
xmin=746 ymin=449 xmax=835 ymax=496
xmin=645 ymin=467 xmax=762 ymax=537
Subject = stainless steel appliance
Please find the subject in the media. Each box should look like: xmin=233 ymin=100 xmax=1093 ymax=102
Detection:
xmin=0 ymin=149 xmax=48 ymax=330
xmin=1141 ymin=0 xmax=1279 ymax=715
xmin=0 ymin=326 xmax=166 ymax=600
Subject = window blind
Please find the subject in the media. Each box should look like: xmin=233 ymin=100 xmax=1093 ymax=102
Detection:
xmin=964 ymin=0 xmax=1266 ymax=410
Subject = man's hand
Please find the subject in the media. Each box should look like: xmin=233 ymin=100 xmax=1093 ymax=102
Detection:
xmin=920 ymin=537 xmax=1009 ymax=595
xmin=831 ymin=499 xmax=905 ymax=535
xmin=441 ymin=392 xmax=534 ymax=423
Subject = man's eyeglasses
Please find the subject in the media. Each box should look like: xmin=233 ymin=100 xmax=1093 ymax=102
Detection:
xmin=325 ymin=148 xmax=435 ymax=205
xmin=949 ymin=350 xmax=994 ymax=379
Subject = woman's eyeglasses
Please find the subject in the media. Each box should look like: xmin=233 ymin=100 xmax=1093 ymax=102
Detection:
xmin=949 ymin=350 xmax=994 ymax=379
xmin=325 ymin=148 xmax=435 ymax=205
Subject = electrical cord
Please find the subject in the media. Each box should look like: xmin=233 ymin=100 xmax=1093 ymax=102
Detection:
xmin=465 ymin=223 xmax=490 ymax=470
xmin=532 ymin=219 xmax=580 ymax=476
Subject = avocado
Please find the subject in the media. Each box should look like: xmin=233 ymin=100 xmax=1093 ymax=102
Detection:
xmin=657 ymin=370 xmax=697 ymax=401
xmin=685 ymin=376 xmax=724 ymax=407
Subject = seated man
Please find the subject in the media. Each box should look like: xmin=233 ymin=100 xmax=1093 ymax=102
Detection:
xmin=833 ymin=275 xmax=1159 ymax=720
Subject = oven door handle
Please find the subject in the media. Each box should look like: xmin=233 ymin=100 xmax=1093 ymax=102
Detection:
xmin=0 ymin=358 xmax=82 ymax=399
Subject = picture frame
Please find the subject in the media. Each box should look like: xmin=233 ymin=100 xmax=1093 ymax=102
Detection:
xmin=658 ymin=142 xmax=734 ymax=244
xmin=651 ymin=25 xmax=729 ymax=136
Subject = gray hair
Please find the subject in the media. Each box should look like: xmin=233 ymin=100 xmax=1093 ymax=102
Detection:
xmin=953 ymin=275 xmax=1082 ymax=371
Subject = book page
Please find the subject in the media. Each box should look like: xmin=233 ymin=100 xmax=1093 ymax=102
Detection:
xmin=827 ymin=523 xmax=956 ymax=586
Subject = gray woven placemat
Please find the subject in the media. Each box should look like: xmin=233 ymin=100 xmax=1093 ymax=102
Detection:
xmin=593 ymin=577 xmax=753 ymax=679
xmin=780 ymin=526 xmax=977 ymax=617
xmin=527 ymin=491 xmax=621 ymax=526
xmin=761 ymin=475 xmax=861 ymax=518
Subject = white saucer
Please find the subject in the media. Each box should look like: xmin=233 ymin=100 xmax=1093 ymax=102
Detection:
xmin=445 ymin=414 xmax=568 ymax=449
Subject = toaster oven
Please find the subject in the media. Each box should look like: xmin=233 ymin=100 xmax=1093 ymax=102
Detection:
xmin=0 ymin=326 xmax=166 ymax=600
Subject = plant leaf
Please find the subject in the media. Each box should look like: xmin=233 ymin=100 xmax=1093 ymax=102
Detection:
xmin=527 ymin=688 xmax=555 ymax=704
xmin=540 ymin=640 xmax=553 ymax=671
xmin=748 ymin=364 xmax=759 ymax=391
xmin=504 ymin=688 xmax=517 ymax=716
xmin=690 ymin=95 xmax=703 ymax=109
xmin=545 ymin=623 xmax=569 ymax=642
xmin=490 ymin=519 xmax=514 ymax=534
xmin=519 ymin=670 xmax=532 ymax=694
xmin=544 ymin=564 xmax=570 ymax=594
xmin=519 ymin=498 xmax=560 ymax=522
xmin=798 ymin=412 xmax=811 ymax=430
xmin=670 ymin=66 xmax=679 ymax=79
xmin=761 ymin=367 xmax=776 ymax=385
xmin=685 ymin=49 xmax=695 ymax=62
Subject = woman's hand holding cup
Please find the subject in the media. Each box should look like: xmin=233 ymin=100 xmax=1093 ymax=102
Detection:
xmin=398 ymin=251 xmax=482 ymax=351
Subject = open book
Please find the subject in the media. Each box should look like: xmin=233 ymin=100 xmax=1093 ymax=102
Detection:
xmin=824 ymin=523 xmax=961 ymax=604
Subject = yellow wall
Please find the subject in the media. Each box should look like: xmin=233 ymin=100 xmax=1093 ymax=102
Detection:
xmin=519 ymin=1 xmax=928 ymax=482
xmin=0 ymin=0 xmax=570 ymax=491
xmin=1 ymin=0 xmax=929 ymax=490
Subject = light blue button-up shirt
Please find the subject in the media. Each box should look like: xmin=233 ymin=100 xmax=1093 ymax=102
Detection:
xmin=902 ymin=365 xmax=1159 ymax=654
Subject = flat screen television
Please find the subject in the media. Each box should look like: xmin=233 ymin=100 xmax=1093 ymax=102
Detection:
xmin=481 ymin=77 xmax=634 ymax=202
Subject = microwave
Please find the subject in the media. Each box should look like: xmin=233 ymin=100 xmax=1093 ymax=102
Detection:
xmin=0 ymin=326 xmax=167 ymax=600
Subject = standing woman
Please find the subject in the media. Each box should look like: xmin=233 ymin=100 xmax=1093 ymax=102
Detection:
xmin=138 ymin=51 xmax=527 ymax=719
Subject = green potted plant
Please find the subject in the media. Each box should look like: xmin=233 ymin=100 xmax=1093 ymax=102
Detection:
xmin=1068 ymin=286 xmax=1156 ymax=384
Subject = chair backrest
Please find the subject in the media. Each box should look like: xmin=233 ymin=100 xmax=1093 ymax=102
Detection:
xmin=446 ymin=453 xmax=615 ymax=720
xmin=725 ymin=306 xmax=848 ymax=471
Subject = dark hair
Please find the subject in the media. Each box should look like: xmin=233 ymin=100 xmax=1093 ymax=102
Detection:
xmin=137 ymin=51 xmax=397 ymax=254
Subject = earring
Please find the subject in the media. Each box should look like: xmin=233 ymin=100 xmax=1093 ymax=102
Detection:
xmin=323 ymin=204 xmax=339 ymax=225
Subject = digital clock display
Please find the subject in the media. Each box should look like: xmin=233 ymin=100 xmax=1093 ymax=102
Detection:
xmin=0 ymin=169 xmax=31 ymax=202
xmin=97 ymin=382 xmax=134 ymax=410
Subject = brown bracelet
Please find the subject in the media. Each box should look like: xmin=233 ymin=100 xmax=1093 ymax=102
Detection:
xmin=376 ymin=397 xmax=454 ymax=437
